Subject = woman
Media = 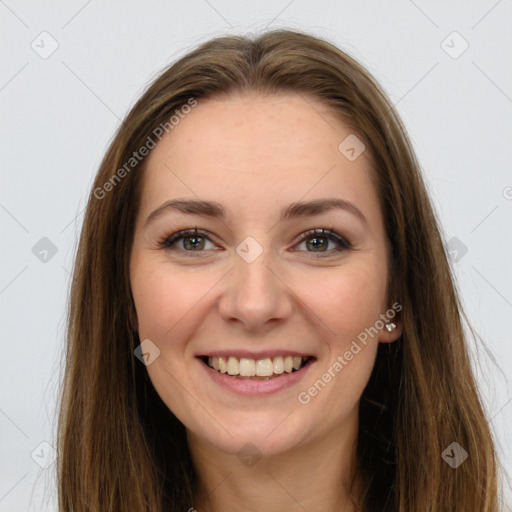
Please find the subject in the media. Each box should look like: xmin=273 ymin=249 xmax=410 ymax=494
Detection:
xmin=57 ymin=28 xmax=503 ymax=511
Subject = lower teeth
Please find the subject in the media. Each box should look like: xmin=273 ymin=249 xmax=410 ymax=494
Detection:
xmin=233 ymin=373 xmax=293 ymax=380
xmin=210 ymin=368 xmax=301 ymax=379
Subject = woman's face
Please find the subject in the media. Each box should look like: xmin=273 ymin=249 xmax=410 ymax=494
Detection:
xmin=130 ymin=92 xmax=401 ymax=457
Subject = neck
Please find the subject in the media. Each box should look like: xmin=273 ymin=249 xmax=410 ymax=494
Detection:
xmin=187 ymin=411 xmax=362 ymax=512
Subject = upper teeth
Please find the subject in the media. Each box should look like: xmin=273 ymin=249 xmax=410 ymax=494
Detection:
xmin=207 ymin=356 xmax=308 ymax=376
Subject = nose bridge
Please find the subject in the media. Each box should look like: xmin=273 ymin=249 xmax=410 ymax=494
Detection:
xmin=218 ymin=236 xmax=292 ymax=329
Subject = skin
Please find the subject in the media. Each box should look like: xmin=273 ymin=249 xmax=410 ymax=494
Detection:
xmin=129 ymin=92 xmax=402 ymax=512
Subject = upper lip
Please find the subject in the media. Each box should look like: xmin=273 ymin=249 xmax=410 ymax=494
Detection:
xmin=196 ymin=350 xmax=315 ymax=360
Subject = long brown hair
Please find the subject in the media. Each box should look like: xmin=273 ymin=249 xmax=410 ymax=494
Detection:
xmin=57 ymin=28 xmax=505 ymax=511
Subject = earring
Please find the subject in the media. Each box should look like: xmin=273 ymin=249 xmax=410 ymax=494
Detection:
xmin=385 ymin=322 xmax=396 ymax=332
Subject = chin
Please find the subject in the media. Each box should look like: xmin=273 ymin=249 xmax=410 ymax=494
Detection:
xmin=191 ymin=413 xmax=310 ymax=459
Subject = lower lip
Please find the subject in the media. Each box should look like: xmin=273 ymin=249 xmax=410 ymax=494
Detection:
xmin=198 ymin=357 xmax=316 ymax=396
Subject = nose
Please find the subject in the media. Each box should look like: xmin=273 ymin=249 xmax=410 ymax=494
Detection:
xmin=217 ymin=250 xmax=294 ymax=332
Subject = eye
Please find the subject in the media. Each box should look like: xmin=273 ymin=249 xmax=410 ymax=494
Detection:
xmin=292 ymin=228 xmax=352 ymax=258
xmin=157 ymin=228 xmax=218 ymax=255
xmin=157 ymin=227 xmax=352 ymax=258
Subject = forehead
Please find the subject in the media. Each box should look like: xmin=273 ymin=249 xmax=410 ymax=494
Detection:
xmin=138 ymin=92 xmax=379 ymax=225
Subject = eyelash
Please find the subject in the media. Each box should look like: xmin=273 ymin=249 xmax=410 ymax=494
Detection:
xmin=157 ymin=227 xmax=353 ymax=259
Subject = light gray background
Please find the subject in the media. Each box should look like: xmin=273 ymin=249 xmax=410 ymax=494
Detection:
xmin=1 ymin=1 xmax=511 ymax=510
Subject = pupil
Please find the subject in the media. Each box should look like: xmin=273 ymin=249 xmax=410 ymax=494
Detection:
xmin=184 ymin=235 xmax=327 ymax=252
xmin=308 ymin=237 xmax=326 ymax=251
xmin=185 ymin=236 xmax=203 ymax=250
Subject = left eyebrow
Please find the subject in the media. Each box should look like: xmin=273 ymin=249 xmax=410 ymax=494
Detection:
xmin=145 ymin=197 xmax=368 ymax=227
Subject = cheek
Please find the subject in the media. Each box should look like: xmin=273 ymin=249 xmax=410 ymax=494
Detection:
xmin=132 ymin=254 xmax=387 ymax=346
xmin=292 ymin=260 xmax=387 ymax=343
xmin=293 ymin=264 xmax=385 ymax=415
xmin=131 ymin=261 xmax=208 ymax=341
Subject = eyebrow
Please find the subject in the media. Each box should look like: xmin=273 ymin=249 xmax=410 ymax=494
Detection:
xmin=145 ymin=197 xmax=368 ymax=227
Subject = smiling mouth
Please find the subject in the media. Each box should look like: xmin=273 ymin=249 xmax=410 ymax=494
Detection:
xmin=199 ymin=355 xmax=315 ymax=380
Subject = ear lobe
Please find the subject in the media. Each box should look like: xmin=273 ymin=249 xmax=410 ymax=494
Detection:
xmin=378 ymin=318 xmax=402 ymax=343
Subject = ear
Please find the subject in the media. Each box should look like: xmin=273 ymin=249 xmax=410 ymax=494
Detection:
xmin=378 ymin=315 xmax=402 ymax=343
